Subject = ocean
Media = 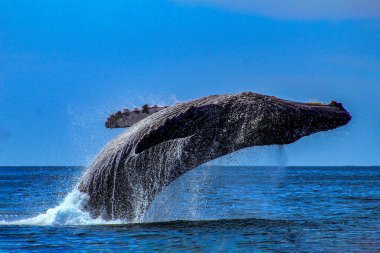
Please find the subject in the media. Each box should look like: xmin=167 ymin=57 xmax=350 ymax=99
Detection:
xmin=0 ymin=166 xmax=379 ymax=252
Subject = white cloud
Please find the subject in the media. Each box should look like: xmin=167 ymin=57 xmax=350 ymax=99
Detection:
xmin=174 ymin=0 xmax=380 ymax=20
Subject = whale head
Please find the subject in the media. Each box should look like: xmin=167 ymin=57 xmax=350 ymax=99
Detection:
xmin=217 ymin=92 xmax=352 ymax=148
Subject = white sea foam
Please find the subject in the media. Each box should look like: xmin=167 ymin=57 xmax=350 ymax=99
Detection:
xmin=0 ymin=189 xmax=124 ymax=226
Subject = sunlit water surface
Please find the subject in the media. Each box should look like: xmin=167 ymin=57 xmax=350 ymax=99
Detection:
xmin=0 ymin=166 xmax=379 ymax=252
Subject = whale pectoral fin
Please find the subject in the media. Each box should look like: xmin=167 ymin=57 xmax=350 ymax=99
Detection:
xmin=105 ymin=105 xmax=169 ymax=128
xmin=135 ymin=104 xmax=223 ymax=154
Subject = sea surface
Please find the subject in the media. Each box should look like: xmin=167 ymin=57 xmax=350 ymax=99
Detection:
xmin=0 ymin=166 xmax=379 ymax=252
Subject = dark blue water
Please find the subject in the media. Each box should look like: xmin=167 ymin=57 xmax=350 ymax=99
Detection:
xmin=0 ymin=166 xmax=379 ymax=252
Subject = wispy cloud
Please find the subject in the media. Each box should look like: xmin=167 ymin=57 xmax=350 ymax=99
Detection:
xmin=174 ymin=0 xmax=380 ymax=20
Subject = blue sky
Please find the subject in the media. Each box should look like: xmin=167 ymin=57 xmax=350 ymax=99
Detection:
xmin=0 ymin=0 xmax=379 ymax=166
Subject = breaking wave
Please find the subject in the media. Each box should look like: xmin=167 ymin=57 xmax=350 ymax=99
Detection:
xmin=0 ymin=188 xmax=123 ymax=226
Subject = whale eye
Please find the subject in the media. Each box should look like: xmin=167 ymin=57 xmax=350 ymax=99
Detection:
xmin=135 ymin=104 xmax=222 ymax=154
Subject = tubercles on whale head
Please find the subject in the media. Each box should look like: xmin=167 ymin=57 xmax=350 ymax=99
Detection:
xmin=204 ymin=92 xmax=352 ymax=149
xmin=254 ymin=97 xmax=352 ymax=145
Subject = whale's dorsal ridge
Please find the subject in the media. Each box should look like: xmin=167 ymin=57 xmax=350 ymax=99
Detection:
xmin=106 ymin=105 xmax=169 ymax=128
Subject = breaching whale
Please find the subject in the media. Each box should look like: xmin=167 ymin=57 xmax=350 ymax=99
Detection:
xmin=78 ymin=92 xmax=351 ymax=221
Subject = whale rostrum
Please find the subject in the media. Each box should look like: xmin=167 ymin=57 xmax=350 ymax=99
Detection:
xmin=78 ymin=92 xmax=351 ymax=221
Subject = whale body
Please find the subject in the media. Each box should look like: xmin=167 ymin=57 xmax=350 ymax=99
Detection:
xmin=78 ymin=92 xmax=351 ymax=221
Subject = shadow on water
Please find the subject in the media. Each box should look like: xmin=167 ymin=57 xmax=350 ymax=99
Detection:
xmin=114 ymin=217 xmax=302 ymax=229
xmin=1 ymin=218 xmax=315 ymax=253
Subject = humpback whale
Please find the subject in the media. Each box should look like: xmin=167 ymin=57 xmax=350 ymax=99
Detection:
xmin=78 ymin=92 xmax=351 ymax=221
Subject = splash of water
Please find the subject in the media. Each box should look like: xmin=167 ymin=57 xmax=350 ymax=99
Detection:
xmin=0 ymin=188 xmax=124 ymax=226
xmin=144 ymin=145 xmax=289 ymax=222
xmin=0 ymin=146 xmax=288 ymax=226
xmin=270 ymin=145 xmax=287 ymax=186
